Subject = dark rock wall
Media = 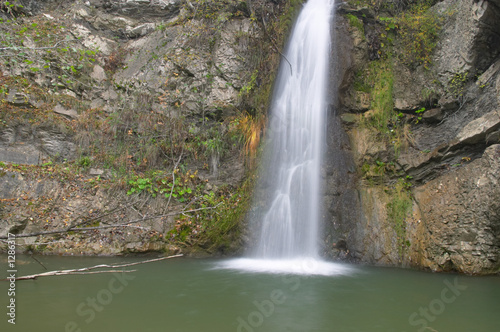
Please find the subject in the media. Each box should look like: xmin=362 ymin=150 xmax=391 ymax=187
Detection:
xmin=321 ymin=13 xmax=360 ymax=260
xmin=330 ymin=0 xmax=500 ymax=274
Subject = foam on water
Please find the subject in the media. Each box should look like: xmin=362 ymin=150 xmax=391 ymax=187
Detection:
xmin=216 ymin=258 xmax=353 ymax=276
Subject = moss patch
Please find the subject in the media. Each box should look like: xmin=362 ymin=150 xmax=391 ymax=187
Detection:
xmin=387 ymin=179 xmax=413 ymax=256
xmin=345 ymin=13 xmax=365 ymax=39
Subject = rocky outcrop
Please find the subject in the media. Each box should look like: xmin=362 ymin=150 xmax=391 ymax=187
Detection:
xmin=0 ymin=124 xmax=76 ymax=164
xmin=98 ymin=0 xmax=182 ymax=20
xmin=0 ymin=0 xmax=293 ymax=255
xmin=409 ymin=144 xmax=500 ymax=274
xmin=2 ymin=0 xmax=497 ymax=274
xmin=0 ymin=168 xmax=182 ymax=255
xmin=330 ymin=0 xmax=500 ymax=274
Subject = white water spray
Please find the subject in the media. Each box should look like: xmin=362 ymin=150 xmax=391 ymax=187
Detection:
xmin=253 ymin=0 xmax=334 ymax=259
xmin=218 ymin=0 xmax=350 ymax=275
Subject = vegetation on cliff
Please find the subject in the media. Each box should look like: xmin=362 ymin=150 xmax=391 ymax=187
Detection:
xmin=339 ymin=0 xmax=500 ymax=273
xmin=0 ymin=0 xmax=307 ymax=256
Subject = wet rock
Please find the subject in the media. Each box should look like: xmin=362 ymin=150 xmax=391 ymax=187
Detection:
xmin=476 ymin=58 xmax=500 ymax=88
xmin=336 ymin=0 xmax=500 ymax=274
xmin=340 ymin=113 xmax=358 ymax=125
xmin=392 ymin=63 xmax=437 ymax=112
xmin=350 ymin=126 xmax=388 ymax=162
xmin=434 ymin=0 xmax=500 ymax=84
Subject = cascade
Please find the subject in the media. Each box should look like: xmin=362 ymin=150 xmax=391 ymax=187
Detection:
xmin=219 ymin=0 xmax=348 ymax=275
xmin=253 ymin=0 xmax=334 ymax=259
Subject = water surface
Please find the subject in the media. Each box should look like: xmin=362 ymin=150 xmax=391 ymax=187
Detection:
xmin=1 ymin=255 xmax=499 ymax=332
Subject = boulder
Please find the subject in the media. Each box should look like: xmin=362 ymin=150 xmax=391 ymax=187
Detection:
xmin=90 ymin=65 xmax=107 ymax=82
xmin=53 ymin=104 xmax=79 ymax=119
xmin=97 ymin=0 xmax=182 ymax=20
xmin=126 ymin=23 xmax=156 ymax=38
xmin=455 ymin=111 xmax=500 ymax=145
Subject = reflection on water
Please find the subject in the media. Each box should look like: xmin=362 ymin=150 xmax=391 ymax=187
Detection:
xmin=1 ymin=255 xmax=499 ymax=332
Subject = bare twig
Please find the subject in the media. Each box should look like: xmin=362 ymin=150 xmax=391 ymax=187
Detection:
xmin=166 ymin=152 xmax=184 ymax=212
xmin=68 ymin=200 xmax=140 ymax=231
xmin=1 ymin=240 xmax=65 ymax=245
xmin=260 ymin=15 xmax=293 ymax=75
xmin=0 ymin=204 xmax=221 ymax=239
xmin=89 ymin=203 xmax=222 ymax=231
xmin=29 ymin=253 xmax=48 ymax=271
xmin=437 ymin=97 xmax=469 ymax=126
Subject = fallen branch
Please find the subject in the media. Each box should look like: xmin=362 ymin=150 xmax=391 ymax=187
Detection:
xmin=0 ymin=239 xmax=65 ymax=245
xmin=14 ymin=270 xmax=135 ymax=281
xmin=78 ymin=203 xmax=222 ymax=231
xmin=10 ymin=254 xmax=183 ymax=281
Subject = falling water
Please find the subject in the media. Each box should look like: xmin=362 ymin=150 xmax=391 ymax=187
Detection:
xmin=253 ymin=0 xmax=334 ymax=259
xmin=218 ymin=0 xmax=346 ymax=275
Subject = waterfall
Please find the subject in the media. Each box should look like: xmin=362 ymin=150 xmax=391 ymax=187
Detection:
xmin=218 ymin=0 xmax=348 ymax=275
xmin=253 ymin=0 xmax=335 ymax=259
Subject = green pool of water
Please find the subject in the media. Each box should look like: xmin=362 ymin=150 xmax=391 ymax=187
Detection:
xmin=1 ymin=255 xmax=499 ymax=332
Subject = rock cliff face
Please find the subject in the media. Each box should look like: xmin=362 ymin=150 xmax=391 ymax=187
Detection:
xmin=329 ymin=0 xmax=500 ymax=274
xmin=1 ymin=0 xmax=498 ymax=275
xmin=0 ymin=0 xmax=298 ymax=255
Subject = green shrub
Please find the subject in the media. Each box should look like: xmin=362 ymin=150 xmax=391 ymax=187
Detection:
xmin=448 ymin=71 xmax=469 ymax=99
xmin=346 ymin=14 xmax=365 ymax=38
xmin=78 ymin=156 xmax=91 ymax=168
xmin=365 ymin=60 xmax=394 ymax=133
xmin=387 ymin=179 xmax=413 ymax=255
xmin=126 ymin=170 xmax=198 ymax=201
xmin=395 ymin=3 xmax=443 ymax=69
